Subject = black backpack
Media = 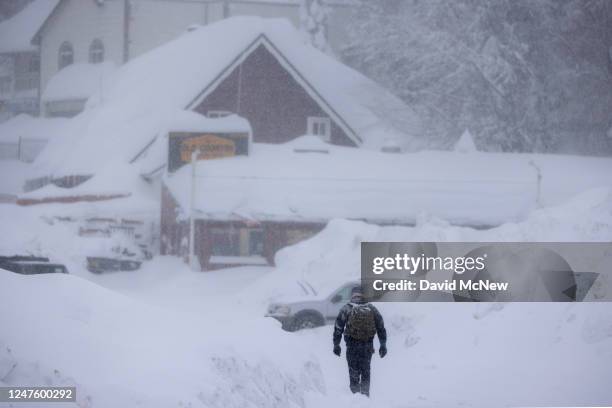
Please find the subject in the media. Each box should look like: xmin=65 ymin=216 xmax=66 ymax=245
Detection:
xmin=347 ymin=304 xmax=377 ymax=341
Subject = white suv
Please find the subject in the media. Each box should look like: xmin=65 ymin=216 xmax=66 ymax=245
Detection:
xmin=266 ymin=281 xmax=360 ymax=331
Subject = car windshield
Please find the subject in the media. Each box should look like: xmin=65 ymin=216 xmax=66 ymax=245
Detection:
xmin=332 ymin=284 xmax=356 ymax=303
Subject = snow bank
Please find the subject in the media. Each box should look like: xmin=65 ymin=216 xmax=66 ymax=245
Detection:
xmin=0 ymin=269 xmax=332 ymax=408
xmin=1 ymin=188 xmax=612 ymax=406
xmin=270 ymin=187 xmax=612 ymax=296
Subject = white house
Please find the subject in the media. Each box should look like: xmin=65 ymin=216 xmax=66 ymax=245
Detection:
xmin=32 ymin=0 xmax=356 ymax=118
xmin=0 ymin=0 xmax=59 ymax=121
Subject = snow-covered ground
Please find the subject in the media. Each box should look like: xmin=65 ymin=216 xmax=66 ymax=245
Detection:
xmin=1 ymin=187 xmax=612 ymax=407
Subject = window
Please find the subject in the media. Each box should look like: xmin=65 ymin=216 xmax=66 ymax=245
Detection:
xmin=58 ymin=42 xmax=73 ymax=70
xmin=332 ymin=285 xmax=354 ymax=304
xmin=211 ymin=227 xmax=240 ymax=256
xmin=210 ymin=226 xmax=264 ymax=257
xmin=89 ymin=39 xmax=104 ymax=64
xmin=248 ymin=229 xmax=264 ymax=256
xmin=307 ymin=116 xmax=331 ymax=142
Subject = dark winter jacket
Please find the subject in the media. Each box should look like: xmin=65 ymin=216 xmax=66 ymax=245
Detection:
xmin=333 ymin=300 xmax=386 ymax=347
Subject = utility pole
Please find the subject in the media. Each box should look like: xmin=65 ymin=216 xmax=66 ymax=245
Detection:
xmin=189 ymin=148 xmax=200 ymax=270
xmin=528 ymin=160 xmax=542 ymax=208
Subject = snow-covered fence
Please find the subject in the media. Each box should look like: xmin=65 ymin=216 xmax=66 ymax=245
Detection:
xmin=0 ymin=137 xmax=48 ymax=162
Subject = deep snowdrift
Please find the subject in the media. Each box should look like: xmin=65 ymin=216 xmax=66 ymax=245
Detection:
xmin=1 ymin=188 xmax=612 ymax=407
xmin=1 ymin=266 xmax=612 ymax=407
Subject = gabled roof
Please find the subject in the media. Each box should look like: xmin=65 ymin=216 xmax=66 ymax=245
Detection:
xmin=0 ymin=0 xmax=59 ymax=53
xmin=33 ymin=17 xmax=423 ymax=182
xmin=185 ymin=33 xmax=363 ymax=145
xmin=91 ymin=16 xmax=422 ymax=148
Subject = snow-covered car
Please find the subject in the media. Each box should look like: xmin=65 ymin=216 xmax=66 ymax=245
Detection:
xmin=86 ymin=257 xmax=141 ymax=274
xmin=85 ymin=243 xmax=148 ymax=273
xmin=0 ymin=256 xmax=68 ymax=275
xmin=266 ymin=281 xmax=360 ymax=331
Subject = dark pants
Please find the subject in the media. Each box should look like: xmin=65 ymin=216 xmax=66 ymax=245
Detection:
xmin=345 ymin=339 xmax=373 ymax=396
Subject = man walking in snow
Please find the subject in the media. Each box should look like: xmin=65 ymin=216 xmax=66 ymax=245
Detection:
xmin=333 ymin=286 xmax=387 ymax=397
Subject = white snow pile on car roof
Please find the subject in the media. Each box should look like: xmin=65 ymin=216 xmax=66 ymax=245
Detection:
xmin=0 ymin=0 xmax=58 ymax=53
xmin=41 ymin=61 xmax=117 ymax=103
xmin=32 ymin=16 xmax=422 ymax=180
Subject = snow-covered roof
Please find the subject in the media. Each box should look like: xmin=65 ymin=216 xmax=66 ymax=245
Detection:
xmin=0 ymin=114 xmax=68 ymax=143
xmin=22 ymin=112 xmax=250 ymax=201
xmin=32 ymin=16 xmax=422 ymax=180
xmin=164 ymin=138 xmax=539 ymax=226
xmin=0 ymin=0 xmax=59 ymax=53
xmin=42 ymin=62 xmax=117 ymax=102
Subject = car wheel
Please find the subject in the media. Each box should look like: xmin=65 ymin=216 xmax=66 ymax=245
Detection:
xmin=292 ymin=313 xmax=323 ymax=331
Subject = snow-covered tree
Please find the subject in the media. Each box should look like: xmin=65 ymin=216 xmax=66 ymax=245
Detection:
xmin=300 ymin=0 xmax=331 ymax=54
xmin=342 ymin=0 xmax=612 ymax=155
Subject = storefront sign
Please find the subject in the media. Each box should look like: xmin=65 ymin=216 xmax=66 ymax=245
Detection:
xmin=168 ymin=131 xmax=249 ymax=173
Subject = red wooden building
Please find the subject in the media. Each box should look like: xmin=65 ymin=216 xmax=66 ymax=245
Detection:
xmin=154 ymin=18 xmax=425 ymax=270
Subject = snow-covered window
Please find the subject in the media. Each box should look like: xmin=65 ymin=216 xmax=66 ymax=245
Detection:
xmin=307 ymin=116 xmax=331 ymax=142
xmin=58 ymin=42 xmax=74 ymax=70
xmin=89 ymin=39 xmax=104 ymax=64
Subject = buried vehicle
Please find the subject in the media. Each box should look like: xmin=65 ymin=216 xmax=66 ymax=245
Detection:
xmin=85 ymin=243 xmax=150 ymax=274
xmin=0 ymin=256 xmax=69 ymax=275
xmin=267 ymin=281 xmax=360 ymax=331
xmin=86 ymin=257 xmax=141 ymax=274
